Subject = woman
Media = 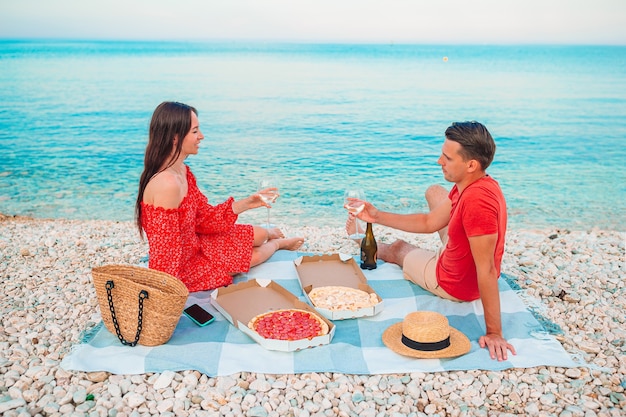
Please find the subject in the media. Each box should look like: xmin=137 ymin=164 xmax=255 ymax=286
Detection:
xmin=135 ymin=101 xmax=304 ymax=292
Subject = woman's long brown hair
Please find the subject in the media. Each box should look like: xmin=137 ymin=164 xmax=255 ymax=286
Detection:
xmin=135 ymin=101 xmax=197 ymax=238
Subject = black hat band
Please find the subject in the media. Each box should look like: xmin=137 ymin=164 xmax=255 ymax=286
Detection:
xmin=401 ymin=334 xmax=451 ymax=352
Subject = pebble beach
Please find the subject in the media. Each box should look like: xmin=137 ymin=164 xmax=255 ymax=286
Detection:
xmin=0 ymin=213 xmax=624 ymax=417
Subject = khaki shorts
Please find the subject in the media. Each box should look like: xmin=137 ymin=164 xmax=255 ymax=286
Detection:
xmin=402 ymin=248 xmax=462 ymax=302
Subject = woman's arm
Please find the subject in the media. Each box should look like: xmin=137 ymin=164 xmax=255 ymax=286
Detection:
xmin=144 ymin=208 xmax=184 ymax=279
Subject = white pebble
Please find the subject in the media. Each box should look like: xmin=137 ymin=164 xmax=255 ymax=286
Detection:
xmin=565 ymin=368 xmax=582 ymax=379
xmin=107 ymin=383 xmax=122 ymax=397
xmin=157 ymin=398 xmax=175 ymax=413
xmin=125 ymin=392 xmax=146 ymax=408
xmin=153 ymin=370 xmax=176 ymax=390
xmin=0 ymin=398 xmax=27 ymax=414
xmin=249 ymin=379 xmax=272 ymax=392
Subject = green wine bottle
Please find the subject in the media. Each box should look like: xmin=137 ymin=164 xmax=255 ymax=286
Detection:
xmin=360 ymin=222 xmax=377 ymax=270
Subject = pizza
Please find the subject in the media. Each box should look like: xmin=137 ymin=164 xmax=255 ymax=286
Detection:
xmin=248 ymin=309 xmax=329 ymax=341
xmin=308 ymin=286 xmax=379 ymax=311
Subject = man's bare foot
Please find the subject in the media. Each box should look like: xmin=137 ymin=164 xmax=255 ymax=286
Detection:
xmin=378 ymin=239 xmax=420 ymax=266
xmin=268 ymin=227 xmax=285 ymax=240
xmin=276 ymin=237 xmax=305 ymax=251
xmin=345 ymin=215 xmax=364 ymax=244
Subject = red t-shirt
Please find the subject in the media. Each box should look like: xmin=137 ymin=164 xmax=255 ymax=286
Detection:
xmin=436 ymin=176 xmax=507 ymax=301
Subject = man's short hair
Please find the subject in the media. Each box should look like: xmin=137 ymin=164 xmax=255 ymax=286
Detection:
xmin=445 ymin=121 xmax=496 ymax=170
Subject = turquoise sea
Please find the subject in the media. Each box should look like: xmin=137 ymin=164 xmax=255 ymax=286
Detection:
xmin=1 ymin=41 xmax=625 ymax=231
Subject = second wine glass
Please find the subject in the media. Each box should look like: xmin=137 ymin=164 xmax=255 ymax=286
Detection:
xmin=344 ymin=189 xmax=366 ymax=239
xmin=258 ymin=177 xmax=279 ymax=228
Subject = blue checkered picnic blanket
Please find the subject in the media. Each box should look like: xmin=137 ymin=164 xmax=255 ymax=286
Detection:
xmin=61 ymin=251 xmax=578 ymax=376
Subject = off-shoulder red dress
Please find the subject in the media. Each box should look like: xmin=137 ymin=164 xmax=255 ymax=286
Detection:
xmin=141 ymin=166 xmax=254 ymax=292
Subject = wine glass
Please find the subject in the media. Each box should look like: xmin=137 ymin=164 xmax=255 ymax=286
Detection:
xmin=258 ymin=177 xmax=279 ymax=228
xmin=344 ymin=189 xmax=365 ymax=239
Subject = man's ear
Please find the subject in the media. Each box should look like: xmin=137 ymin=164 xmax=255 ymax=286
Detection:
xmin=467 ymin=159 xmax=481 ymax=173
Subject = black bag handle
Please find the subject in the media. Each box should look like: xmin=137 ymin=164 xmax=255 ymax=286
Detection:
xmin=105 ymin=280 xmax=149 ymax=347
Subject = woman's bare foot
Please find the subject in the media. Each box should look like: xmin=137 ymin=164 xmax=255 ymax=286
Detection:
xmin=251 ymin=236 xmax=305 ymax=267
xmin=345 ymin=215 xmax=364 ymax=244
xmin=268 ymin=227 xmax=285 ymax=240
xmin=275 ymin=237 xmax=305 ymax=251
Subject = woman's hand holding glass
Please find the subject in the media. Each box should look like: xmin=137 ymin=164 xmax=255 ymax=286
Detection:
xmin=258 ymin=178 xmax=279 ymax=228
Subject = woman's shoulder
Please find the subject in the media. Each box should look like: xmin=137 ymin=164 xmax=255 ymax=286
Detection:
xmin=144 ymin=170 xmax=186 ymax=209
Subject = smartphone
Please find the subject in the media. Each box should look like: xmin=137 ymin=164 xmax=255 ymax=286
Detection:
xmin=183 ymin=304 xmax=215 ymax=326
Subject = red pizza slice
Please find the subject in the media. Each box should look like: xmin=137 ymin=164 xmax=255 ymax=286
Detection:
xmin=248 ymin=308 xmax=329 ymax=341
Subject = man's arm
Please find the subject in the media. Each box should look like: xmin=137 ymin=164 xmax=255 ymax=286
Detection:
xmin=357 ymin=197 xmax=451 ymax=234
xmin=468 ymin=233 xmax=516 ymax=361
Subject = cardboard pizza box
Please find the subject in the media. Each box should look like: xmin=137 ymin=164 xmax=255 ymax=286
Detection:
xmin=210 ymin=279 xmax=335 ymax=352
xmin=294 ymin=253 xmax=384 ymax=320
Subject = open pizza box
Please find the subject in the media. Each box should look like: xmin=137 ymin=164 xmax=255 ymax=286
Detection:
xmin=210 ymin=278 xmax=335 ymax=352
xmin=294 ymin=253 xmax=384 ymax=320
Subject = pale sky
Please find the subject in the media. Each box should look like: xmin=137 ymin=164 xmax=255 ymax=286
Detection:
xmin=1 ymin=0 xmax=625 ymax=44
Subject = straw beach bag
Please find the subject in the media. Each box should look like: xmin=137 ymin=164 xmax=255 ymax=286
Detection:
xmin=92 ymin=265 xmax=189 ymax=347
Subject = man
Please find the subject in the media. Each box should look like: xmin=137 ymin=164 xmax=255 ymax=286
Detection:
xmin=348 ymin=121 xmax=515 ymax=361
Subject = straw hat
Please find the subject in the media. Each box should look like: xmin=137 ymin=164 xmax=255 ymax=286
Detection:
xmin=382 ymin=311 xmax=470 ymax=359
